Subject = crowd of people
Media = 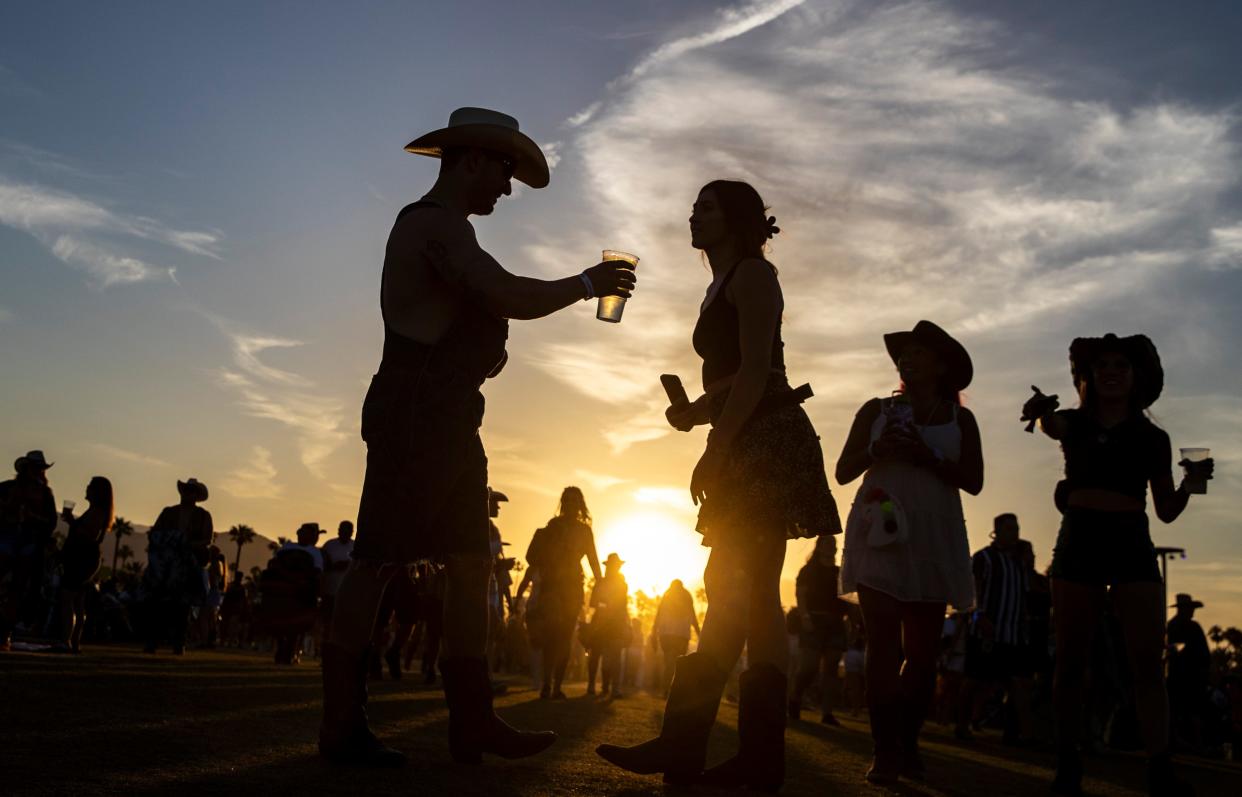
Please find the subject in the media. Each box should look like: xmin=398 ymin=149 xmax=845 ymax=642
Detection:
xmin=3 ymin=105 xmax=1237 ymax=796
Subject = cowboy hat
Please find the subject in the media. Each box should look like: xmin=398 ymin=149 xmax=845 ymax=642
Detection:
xmin=177 ymin=478 xmax=209 ymax=502
xmin=604 ymin=553 xmax=625 ymax=567
xmin=297 ymin=522 xmax=326 ymax=538
xmin=488 ymin=489 xmax=510 ymax=503
xmin=883 ymin=320 xmax=973 ymax=392
xmin=14 ymin=450 xmax=53 ymax=471
xmin=1171 ymin=593 xmax=1203 ymax=609
xmin=405 ymin=107 xmax=550 ymax=189
xmin=1069 ymin=333 xmax=1163 ymax=410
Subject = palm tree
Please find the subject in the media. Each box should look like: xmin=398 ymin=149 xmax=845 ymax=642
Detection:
xmin=111 ymin=516 xmax=134 ymax=574
xmin=116 ymin=544 xmax=134 ymax=568
xmin=226 ymin=524 xmax=257 ymax=572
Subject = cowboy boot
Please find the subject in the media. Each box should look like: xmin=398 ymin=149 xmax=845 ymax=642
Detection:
xmin=898 ymin=700 xmax=928 ymax=780
xmin=440 ymin=656 xmax=556 ymax=764
xmin=595 ymin=652 xmax=729 ymax=784
xmin=318 ymin=642 xmax=406 ymax=767
xmin=865 ymin=699 xmax=902 ymax=784
xmin=698 ymin=663 xmax=787 ymax=793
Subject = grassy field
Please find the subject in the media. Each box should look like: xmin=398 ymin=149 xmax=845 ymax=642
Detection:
xmin=2 ymin=645 xmax=1237 ymax=796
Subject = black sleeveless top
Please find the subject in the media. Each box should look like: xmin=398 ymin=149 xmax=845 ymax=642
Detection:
xmin=378 ymin=201 xmax=509 ymax=387
xmin=1058 ymin=409 xmax=1166 ymax=500
xmin=692 ymin=260 xmax=785 ymax=386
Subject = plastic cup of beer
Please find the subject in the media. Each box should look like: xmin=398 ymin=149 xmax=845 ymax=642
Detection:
xmin=1179 ymin=448 xmax=1210 ymax=494
xmin=597 ymin=250 xmax=638 ymax=323
xmin=62 ymin=499 xmax=75 ymax=519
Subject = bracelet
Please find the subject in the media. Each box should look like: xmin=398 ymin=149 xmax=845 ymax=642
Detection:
xmin=578 ymin=272 xmax=594 ymax=300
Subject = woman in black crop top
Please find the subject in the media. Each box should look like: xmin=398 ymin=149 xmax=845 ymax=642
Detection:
xmin=1024 ymin=334 xmax=1213 ymax=796
xmin=597 ymin=181 xmax=840 ymax=791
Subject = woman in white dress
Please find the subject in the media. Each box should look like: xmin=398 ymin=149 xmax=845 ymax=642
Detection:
xmin=836 ymin=321 xmax=983 ymax=785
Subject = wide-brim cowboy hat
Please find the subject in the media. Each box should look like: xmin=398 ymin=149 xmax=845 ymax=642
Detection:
xmin=297 ymin=522 xmax=326 ymax=537
xmin=405 ymin=107 xmax=549 ymax=189
xmin=883 ymin=320 xmax=973 ymax=392
xmin=1171 ymin=593 xmax=1204 ymax=609
xmin=1069 ymin=333 xmax=1163 ymax=410
xmin=488 ymin=489 xmax=510 ymax=503
xmin=604 ymin=553 xmax=625 ymax=567
xmin=15 ymin=450 xmax=53 ymax=471
xmin=177 ymin=478 xmax=209 ymax=502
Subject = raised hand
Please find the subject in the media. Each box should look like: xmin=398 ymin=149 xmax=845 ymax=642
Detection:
xmin=1021 ymin=385 xmax=1059 ymax=433
xmin=584 ymin=259 xmax=637 ymax=298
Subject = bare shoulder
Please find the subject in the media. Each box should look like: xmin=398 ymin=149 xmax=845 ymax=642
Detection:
xmin=728 ymin=257 xmax=781 ymax=300
xmin=858 ymin=397 xmax=883 ymax=421
xmin=390 ymin=205 xmax=475 ymax=251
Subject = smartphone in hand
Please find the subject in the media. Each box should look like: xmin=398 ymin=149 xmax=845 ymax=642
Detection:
xmin=660 ymin=373 xmax=689 ymax=406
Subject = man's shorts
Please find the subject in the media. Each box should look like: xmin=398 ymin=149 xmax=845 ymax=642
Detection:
xmin=353 ymin=367 xmax=491 ymax=564
xmin=1050 ymin=508 xmax=1161 ymax=586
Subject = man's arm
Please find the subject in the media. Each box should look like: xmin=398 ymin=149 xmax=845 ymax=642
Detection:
xmin=394 ymin=213 xmax=636 ymax=321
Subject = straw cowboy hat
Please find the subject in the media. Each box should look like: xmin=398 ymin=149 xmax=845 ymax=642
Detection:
xmin=14 ymin=450 xmax=53 ymax=471
xmin=405 ymin=107 xmax=550 ymax=189
xmin=883 ymin=320 xmax=974 ymax=392
xmin=1171 ymin=593 xmax=1204 ymax=610
xmin=1069 ymin=333 xmax=1164 ymax=410
xmin=177 ymin=478 xmax=209 ymax=502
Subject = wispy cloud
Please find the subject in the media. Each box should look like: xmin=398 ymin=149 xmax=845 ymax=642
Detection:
xmin=209 ymin=316 xmax=347 ymax=480
xmin=572 ymin=468 xmax=630 ymax=491
xmin=87 ymin=443 xmax=172 ymax=469
xmin=219 ymin=445 xmax=283 ymax=499
xmin=0 ymin=176 xmax=222 ymax=287
xmin=529 ymin=0 xmax=1241 ymax=451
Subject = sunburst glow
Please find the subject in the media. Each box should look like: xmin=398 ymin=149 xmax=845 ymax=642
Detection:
xmin=593 ymin=509 xmax=710 ymax=598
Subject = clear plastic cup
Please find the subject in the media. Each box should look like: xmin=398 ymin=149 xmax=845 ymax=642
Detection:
xmin=597 ymin=250 xmax=638 ymax=323
xmin=1180 ymin=447 xmax=1210 ymax=494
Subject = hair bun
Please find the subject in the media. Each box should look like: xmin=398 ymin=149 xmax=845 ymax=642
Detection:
xmin=765 ymin=215 xmax=781 ymax=240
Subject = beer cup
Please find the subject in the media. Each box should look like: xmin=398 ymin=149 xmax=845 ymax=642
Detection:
xmin=597 ymin=250 xmax=639 ymax=323
xmin=1179 ymin=447 xmax=1210 ymax=494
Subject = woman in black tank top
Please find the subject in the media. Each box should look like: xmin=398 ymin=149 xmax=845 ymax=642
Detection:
xmin=1023 ymin=334 xmax=1213 ymax=795
xmin=597 ymin=181 xmax=840 ymax=791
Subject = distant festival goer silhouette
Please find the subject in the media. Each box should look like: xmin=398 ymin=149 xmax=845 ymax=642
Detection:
xmin=597 ymin=181 xmax=841 ymax=792
xmin=1167 ymin=593 xmax=1210 ymax=752
xmin=837 ymin=320 xmax=983 ymax=784
xmin=321 ymin=521 xmax=355 ymax=646
xmin=0 ymin=450 xmax=57 ymax=649
xmin=142 ymin=478 xmax=213 ymax=655
xmin=266 ymin=523 xmax=325 ymax=664
xmin=652 ymin=579 xmax=700 ymax=697
xmin=1023 ymin=334 xmax=1213 ymax=796
xmin=955 ymin=513 xmax=1034 ymax=744
xmin=56 ymin=476 xmax=114 ymax=653
xmin=789 ymin=535 xmax=849 ymax=725
xmin=523 ymin=486 xmax=601 ymax=699
xmin=586 ymin=552 xmax=630 ymax=699
xmin=320 ymin=107 xmax=636 ymax=767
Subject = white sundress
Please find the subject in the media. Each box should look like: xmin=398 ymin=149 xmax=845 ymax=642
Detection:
xmin=838 ymin=399 xmax=976 ymax=611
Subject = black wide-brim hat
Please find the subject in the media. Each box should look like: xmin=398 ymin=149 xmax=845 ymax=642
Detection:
xmin=405 ymin=107 xmax=549 ymax=189
xmin=1069 ymin=333 xmax=1163 ymax=409
xmin=883 ymin=320 xmax=973 ymax=392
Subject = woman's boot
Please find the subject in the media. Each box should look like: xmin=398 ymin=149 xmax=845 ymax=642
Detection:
xmin=865 ymin=699 xmax=902 ymax=784
xmin=318 ymin=642 xmax=407 ymax=767
xmin=698 ymin=663 xmax=787 ymax=793
xmin=596 ymin=652 xmax=729 ymax=783
xmin=439 ymin=656 xmax=557 ymax=764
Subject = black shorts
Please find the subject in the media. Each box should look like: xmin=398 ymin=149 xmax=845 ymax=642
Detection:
xmin=1050 ymin=508 xmax=1161 ymax=586
xmin=964 ymin=638 xmax=1030 ymax=681
xmin=353 ymin=368 xmax=490 ymax=564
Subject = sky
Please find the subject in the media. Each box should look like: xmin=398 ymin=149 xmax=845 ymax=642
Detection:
xmin=3 ymin=0 xmax=1241 ymax=629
